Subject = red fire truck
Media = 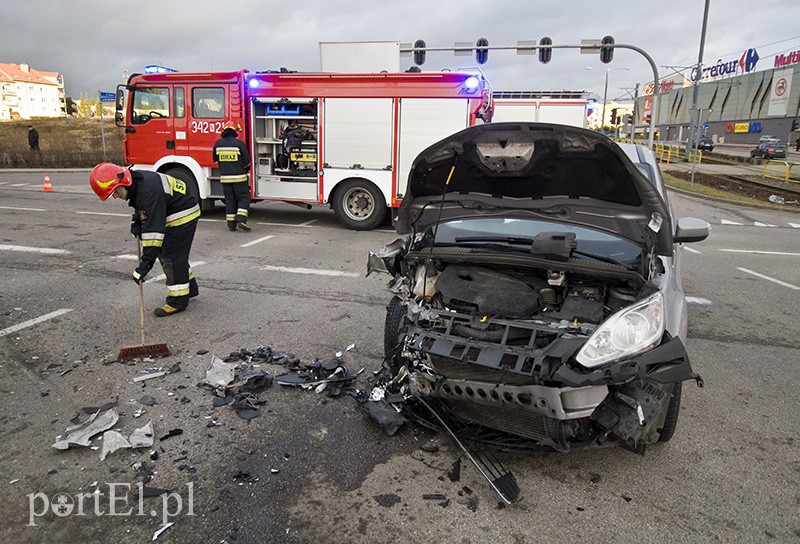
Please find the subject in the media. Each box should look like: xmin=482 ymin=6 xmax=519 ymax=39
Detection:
xmin=115 ymin=70 xmax=492 ymax=229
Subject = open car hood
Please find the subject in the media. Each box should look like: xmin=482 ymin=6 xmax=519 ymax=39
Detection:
xmin=396 ymin=123 xmax=674 ymax=256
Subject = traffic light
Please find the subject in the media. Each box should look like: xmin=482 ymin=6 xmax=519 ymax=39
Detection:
xmin=476 ymin=38 xmax=489 ymax=64
xmin=413 ymin=40 xmax=426 ymax=66
xmin=538 ymin=37 xmax=552 ymax=64
xmin=792 ymin=118 xmax=799 ymax=131
xmin=600 ymin=35 xmax=615 ymax=64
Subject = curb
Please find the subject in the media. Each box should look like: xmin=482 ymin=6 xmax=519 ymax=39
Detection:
xmin=665 ymin=183 xmax=800 ymax=213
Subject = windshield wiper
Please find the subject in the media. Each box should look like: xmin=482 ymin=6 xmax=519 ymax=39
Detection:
xmin=572 ymin=249 xmax=635 ymax=267
xmin=454 ymin=236 xmax=533 ymax=246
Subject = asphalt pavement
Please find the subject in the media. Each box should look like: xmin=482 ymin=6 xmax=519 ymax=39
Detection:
xmin=0 ymin=171 xmax=798 ymax=543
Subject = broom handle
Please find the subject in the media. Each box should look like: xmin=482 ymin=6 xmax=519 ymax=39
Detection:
xmin=136 ymin=239 xmax=146 ymax=344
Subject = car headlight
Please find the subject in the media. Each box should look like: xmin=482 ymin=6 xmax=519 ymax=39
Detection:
xmin=575 ymin=292 xmax=665 ymax=368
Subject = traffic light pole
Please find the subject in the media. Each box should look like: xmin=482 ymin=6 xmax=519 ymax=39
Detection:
xmin=402 ymin=42 xmax=660 ymax=150
xmin=686 ymin=0 xmax=711 ymax=161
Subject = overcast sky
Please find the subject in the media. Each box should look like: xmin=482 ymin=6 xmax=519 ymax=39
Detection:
xmin=4 ymin=0 xmax=800 ymax=102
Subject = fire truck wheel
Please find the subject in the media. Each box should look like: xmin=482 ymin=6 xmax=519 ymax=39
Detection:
xmin=162 ymin=167 xmax=212 ymax=211
xmin=333 ymin=179 xmax=386 ymax=231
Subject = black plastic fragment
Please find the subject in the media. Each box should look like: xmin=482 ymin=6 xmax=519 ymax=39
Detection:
xmin=159 ymin=429 xmax=183 ymax=441
xmin=140 ymin=395 xmax=157 ymax=406
xmin=360 ymin=400 xmax=406 ymax=436
xmin=143 ymin=486 xmax=170 ymax=497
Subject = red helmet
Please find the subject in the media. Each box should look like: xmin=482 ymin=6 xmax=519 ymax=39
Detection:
xmin=89 ymin=163 xmax=132 ymax=200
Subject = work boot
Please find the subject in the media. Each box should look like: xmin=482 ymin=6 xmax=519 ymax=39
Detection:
xmin=237 ymin=221 xmax=251 ymax=232
xmin=154 ymin=304 xmax=186 ymax=317
xmin=189 ymin=278 xmax=199 ymax=299
xmin=227 ymin=221 xmax=237 ymax=232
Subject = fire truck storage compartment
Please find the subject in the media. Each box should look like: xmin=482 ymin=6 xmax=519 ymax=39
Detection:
xmin=252 ymin=98 xmax=318 ymax=200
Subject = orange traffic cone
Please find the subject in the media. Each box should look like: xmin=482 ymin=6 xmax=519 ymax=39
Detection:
xmin=42 ymin=174 xmax=54 ymax=193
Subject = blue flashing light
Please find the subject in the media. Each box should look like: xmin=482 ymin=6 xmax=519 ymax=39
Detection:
xmin=464 ymin=76 xmax=480 ymax=90
xmin=144 ymin=64 xmax=175 ymax=74
xmin=248 ymin=78 xmax=260 ymax=89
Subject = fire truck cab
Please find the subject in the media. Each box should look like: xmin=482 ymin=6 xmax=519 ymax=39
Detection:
xmin=116 ymin=70 xmax=491 ymax=230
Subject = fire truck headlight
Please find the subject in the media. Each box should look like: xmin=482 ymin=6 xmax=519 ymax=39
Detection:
xmin=464 ymin=76 xmax=479 ymax=90
xmin=248 ymin=79 xmax=260 ymax=89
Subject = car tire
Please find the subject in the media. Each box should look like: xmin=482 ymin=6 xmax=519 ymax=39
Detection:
xmin=333 ymin=179 xmax=387 ymax=231
xmin=384 ymin=296 xmax=408 ymax=371
xmin=658 ymin=381 xmax=682 ymax=442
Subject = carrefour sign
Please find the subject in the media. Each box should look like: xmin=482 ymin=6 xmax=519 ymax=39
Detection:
xmin=690 ymin=48 xmax=759 ymax=82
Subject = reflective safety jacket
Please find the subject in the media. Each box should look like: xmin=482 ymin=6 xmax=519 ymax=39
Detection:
xmin=213 ymin=135 xmax=251 ymax=183
xmin=128 ymin=170 xmax=200 ymax=263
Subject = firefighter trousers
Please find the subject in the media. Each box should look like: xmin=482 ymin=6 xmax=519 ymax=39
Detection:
xmin=158 ymin=219 xmax=198 ymax=310
xmin=223 ymin=181 xmax=251 ymax=228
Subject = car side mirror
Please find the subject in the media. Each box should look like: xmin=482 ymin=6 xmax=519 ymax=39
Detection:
xmin=674 ymin=217 xmax=710 ymax=243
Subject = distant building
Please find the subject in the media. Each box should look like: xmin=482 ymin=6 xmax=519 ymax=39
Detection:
xmin=0 ymin=62 xmax=67 ymax=120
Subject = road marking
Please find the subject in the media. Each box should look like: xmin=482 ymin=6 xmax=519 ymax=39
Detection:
xmin=259 ymin=265 xmax=360 ymax=278
xmin=240 ymin=235 xmax=276 ymax=248
xmin=0 ymin=205 xmax=46 ymax=212
xmin=720 ymin=219 xmax=743 ymax=225
xmin=720 ymin=249 xmax=800 ymax=257
xmin=0 ymin=244 xmax=70 ymax=255
xmin=9 ymin=183 xmax=28 ymax=187
xmin=256 ymin=221 xmax=314 ymax=228
xmin=736 ymin=267 xmax=800 ymax=291
xmin=145 ymin=261 xmax=207 ymax=284
xmin=790 ymin=223 xmax=800 ymax=229
xmin=0 ymin=182 xmax=8 ymax=185
xmin=299 ymin=219 xmax=319 ymax=227
xmin=686 ymin=296 xmax=714 ymax=306
xmin=683 ymin=246 xmax=702 ymax=254
xmin=0 ymin=309 xmax=74 ymax=338
xmin=115 ymin=254 xmax=139 ymax=260
xmin=199 ymin=218 xmax=224 ymax=223
xmin=753 ymin=221 xmax=778 ymax=228
xmin=75 ymin=211 xmax=129 ymax=217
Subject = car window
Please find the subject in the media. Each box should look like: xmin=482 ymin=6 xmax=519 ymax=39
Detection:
xmin=192 ymin=87 xmax=225 ymax=119
xmin=429 ymin=218 xmax=643 ymax=262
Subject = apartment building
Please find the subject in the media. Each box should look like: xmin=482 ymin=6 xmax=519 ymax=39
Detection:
xmin=0 ymin=62 xmax=67 ymax=120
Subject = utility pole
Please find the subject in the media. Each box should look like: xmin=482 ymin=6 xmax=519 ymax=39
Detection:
xmin=631 ymin=83 xmax=639 ymax=141
xmin=686 ymin=0 xmax=711 ymax=160
xmin=601 ymin=70 xmax=610 ymax=132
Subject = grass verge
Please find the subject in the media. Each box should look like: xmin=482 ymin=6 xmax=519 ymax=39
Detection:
xmin=662 ymin=171 xmax=775 ymax=207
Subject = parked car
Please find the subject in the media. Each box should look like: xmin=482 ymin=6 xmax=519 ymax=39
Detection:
xmin=759 ymin=135 xmax=780 ymax=144
xmin=692 ymin=136 xmax=714 ymax=152
xmin=370 ymin=123 xmax=710 ymax=468
xmin=751 ymin=142 xmax=788 ymax=159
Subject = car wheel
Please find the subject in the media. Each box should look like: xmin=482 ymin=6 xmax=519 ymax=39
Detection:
xmin=384 ymin=296 xmax=408 ymax=371
xmin=658 ymin=381 xmax=682 ymax=442
xmin=333 ymin=179 xmax=387 ymax=231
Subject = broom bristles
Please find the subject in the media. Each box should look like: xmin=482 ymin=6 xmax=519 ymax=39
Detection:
xmin=117 ymin=342 xmax=172 ymax=362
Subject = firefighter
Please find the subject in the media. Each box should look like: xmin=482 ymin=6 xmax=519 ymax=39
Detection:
xmin=89 ymin=163 xmax=200 ymax=317
xmin=213 ymin=123 xmax=252 ymax=232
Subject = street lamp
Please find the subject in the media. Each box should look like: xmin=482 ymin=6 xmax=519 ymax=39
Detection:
xmin=587 ymin=66 xmax=630 ymax=130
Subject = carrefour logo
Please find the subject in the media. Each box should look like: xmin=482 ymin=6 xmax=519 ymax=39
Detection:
xmin=739 ymin=48 xmax=759 ymax=74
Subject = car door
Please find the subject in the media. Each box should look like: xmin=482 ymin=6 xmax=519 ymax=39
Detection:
xmin=126 ymin=85 xmax=174 ymax=165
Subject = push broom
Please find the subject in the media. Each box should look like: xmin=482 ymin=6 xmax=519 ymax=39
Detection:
xmin=117 ymin=239 xmax=171 ymax=361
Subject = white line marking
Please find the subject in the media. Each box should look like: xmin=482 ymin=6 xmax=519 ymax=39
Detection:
xmin=736 ymin=267 xmax=800 ymax=291
xmin=199 ymin=218 xmax=224 ymax=223
xmin=75 ymin=211 xmax=129 ymax=217
xmin=240 ymin=235 xmax=276 ymax=248
xmin=144 ymin=261 xmax=207 ymax=284
xmin=0 ymin=244 xmax=70 ymax=255
xmin=256 ymin=221 xmax=313 ymax=228
xmin=0 ymin=205 xmax=46 ymax=212
xmin=753 ymin=221 xmax=778 ymax=228
xmin=720 ymin=249 xmax=800 ymax=257
xmin=683 ymin=246 xmax=702 ymax=254
xmin=789 ymin=223 xmax=800 ymax=229
xmin=299 ymin=219 xmax=319 ymax=226
xmin=9 ymin=183 xmax=28 ymax=187
xmin=0 ymin=182 xmax=8 ymax=185
xmin=259 ymin=265 xmax=360 ymax=278
xmin=686 ymin=296 xmax=713 ymax=306
xmin=720 ymin=219 xmax=743 ymax=225
xmin=0 ymin=309 xmax=74 ymax=337
xmin=115 ymin=254 xmax=138 ymax=260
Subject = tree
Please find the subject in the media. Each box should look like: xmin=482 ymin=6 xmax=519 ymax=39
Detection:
xmin=77 ymin=93 xmax=100 ymax=117
xmin=65 ymin=97 xmax=78 ymax=116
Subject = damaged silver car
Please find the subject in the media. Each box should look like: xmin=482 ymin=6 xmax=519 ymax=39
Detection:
xmin=369 ymin=123 xmax=709 ymax=464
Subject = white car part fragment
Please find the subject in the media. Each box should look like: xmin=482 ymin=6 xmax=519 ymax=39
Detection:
xmin=576 ymin=292 xmax=665 ymax=368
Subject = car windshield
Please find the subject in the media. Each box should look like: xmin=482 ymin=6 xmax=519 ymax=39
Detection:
xmin=424 ymin=218 xmax=643 ymax=265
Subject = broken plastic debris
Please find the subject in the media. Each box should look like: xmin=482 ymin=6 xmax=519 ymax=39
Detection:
xmin=159 ymin=428 xmax=183 ymax=441
xmin=99 ymin=430 xmax=132 ymax=461
xmin=53 ymin=409 xmax=119 ymax=450
xmin=203 ymin=356 xmax=238 ymax=390
xmin=769 ymin=194 xmax=785 ymax=205
xmin=152 ymin=522 xmax=174 ymax=541
xmin=129 ymin=421 xmax=155 ymax=448
xmin=140 ymin=395 xmax=157 ymax=406
xmin=360 ymin=400 xmax=406 ymax=436
xmin=133 ymin=371 xmax=167 ymax=383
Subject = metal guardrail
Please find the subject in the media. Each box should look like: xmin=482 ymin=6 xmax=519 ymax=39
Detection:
xmin=762 ymin=160 xmax=795 ymax=182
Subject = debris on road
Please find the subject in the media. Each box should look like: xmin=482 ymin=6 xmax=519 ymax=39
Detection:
xmin=129 ymin=421 xmax=155 ymax=448
xmin=53 ymin=409 xmax=119 ymax=450
xmin=159 ymin=428 xmax=183 ymax=442
xmin=99 ymin=430 xmax=132 ymax=461
xmin=152 ymin=522 xmax=174 ymax=541
xmin=133 ymin=371 xmax=167 ymax=383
